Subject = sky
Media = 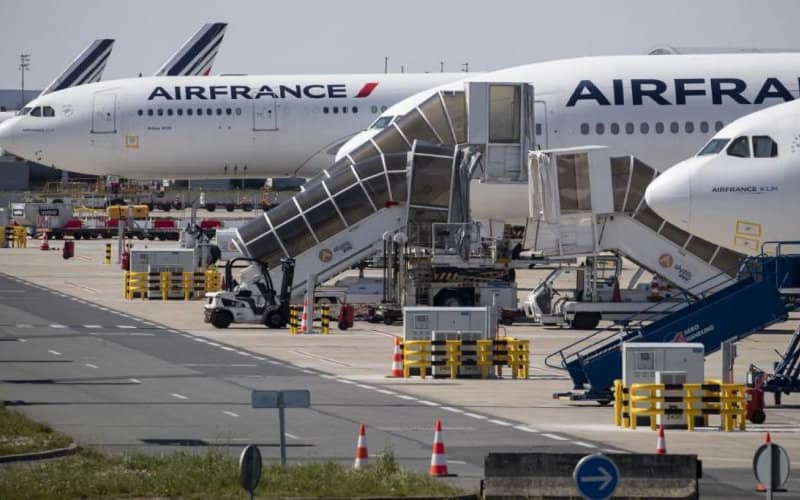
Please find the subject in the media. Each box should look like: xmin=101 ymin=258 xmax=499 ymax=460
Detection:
xmin=0 ymin=0 xmax=798 ymax=89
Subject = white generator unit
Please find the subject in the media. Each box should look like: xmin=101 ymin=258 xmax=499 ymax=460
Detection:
xmin=10 ymin=202 xmax=73 ymax=228
xmin=129 ymin=248 xmax=197 ymax=273
xmin=403 ymin=306 xmax=497 ymax=342
xmin=622 ymin=342 xmax=704 ymax=387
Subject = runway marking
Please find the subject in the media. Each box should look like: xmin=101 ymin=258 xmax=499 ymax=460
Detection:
xmin=449 ymin=460 xmax=467 ymax=465
xmin=441 ymin=406 xmax=463 ymax=413
xmin=300 ymin=369 xmax=317 ymax=375
xmin=167 ymin=330 xmax=180 ymax=334
xmin=116 ymin=325 xmax=137 ymax=329
xmin=541 ymin=433 xmax=568 ymax=441
xmin=513 ymin=425 xmax=538 ymax=433
xmin=48 ymin=350 xmax=62 ymax=356
xmin=572 ymin=441 xmax=598 ymax=449
xmin=223 ymin=411 xmax=240 ymax=418
xmin=141 ymin=321 xmax=156 ymax=327
xmin=184 ymin=363 xmax=258 ymax=367
xmin=285 ymin=433 xmax=300 ymax=440
xmin=18 ymin=338 xmax=27 ymax=342
xmin=84 ymin=363 xmax=99 ymax=369
xmin=396 ymin=394 xmax=416 ymax=400
xmin=129 ymin=378 xmax=142 ymax=384
xmin=253 ymin=356 xmax=267 ymax=361
xmin=206 ymin=342 xmax=221 ymax=347
xmin=234 ymin=351 xmax=251 ymax=357
xmin=171 ymin=393 xmax=189 ymax=400
xmin=50 ymin=324 xmax=66 ymax=329
xmin=290 ymin=349 xmax=350 ymax=367
xmin=464 ymin=413 xmax=488 ymax=420
xmin=181 ymin=334 xmax=192 ymax=339
xmin=603 ymin=448 xmax=629 ymax=454
xmin=418 ymin=400 xmax=440 ymax=407
xmin=319 ymin=374 xmax=336 ymax=379
xmin=130 ymin=332 xmax=154 ymax=336
xmin=83 ymin=325 xmax=102 ymax=329
xmin=488 ymin=419 xmax=513 ymax=426
xmin=337 ymin=379 xmax=356 ymax=385
xmin=376 ymin=389 xmax=396 ymax=395
xmin=267 ymin=360 xmax=283 ymax=366
xmin=356 ymin=384 xmax=375 ymax=390
xmin=193 ymin=337 xmax=208 ymax=342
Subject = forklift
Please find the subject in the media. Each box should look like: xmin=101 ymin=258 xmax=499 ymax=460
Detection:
xmin=204 ymin=258 xmax=295 ymax=329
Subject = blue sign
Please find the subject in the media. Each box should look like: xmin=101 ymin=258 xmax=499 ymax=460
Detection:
xmin=573 ymin=454 xmax=619 ymax=500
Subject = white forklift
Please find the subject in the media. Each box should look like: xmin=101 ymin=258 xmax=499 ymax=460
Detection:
xmin=204 ymin=258 xmax=295 ymax=329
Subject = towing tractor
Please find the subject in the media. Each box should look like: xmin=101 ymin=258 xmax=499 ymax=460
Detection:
xmin=204 ymin=258 xmax=295 ymax=329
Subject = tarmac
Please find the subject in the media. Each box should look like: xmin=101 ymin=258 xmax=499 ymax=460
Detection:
xmin=2 ymin=237 xmax=800 ymax=497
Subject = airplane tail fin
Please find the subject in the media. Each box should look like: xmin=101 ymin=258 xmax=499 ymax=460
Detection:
xmin=40 ymin=39 xmax=115 ymax=96
xmin=154 ymin=22 xmax=227 ymax=77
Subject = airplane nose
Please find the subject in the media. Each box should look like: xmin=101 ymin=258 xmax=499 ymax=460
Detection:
xmin=0 ymin=120 xmax=16 ymax=153
xmin=644 ymin=163 xmax=693 ymax=231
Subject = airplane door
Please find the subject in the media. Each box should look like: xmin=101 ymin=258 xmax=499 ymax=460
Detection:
xmin=91 ymin=93 xmax=116 ymax=134
xmin=253 ymin=100 xmax=278 ymax=131
xmin=534 ymin=100 xmax=548 ymax=149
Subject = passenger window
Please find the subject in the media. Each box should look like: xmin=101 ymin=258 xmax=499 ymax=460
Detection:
xmin=235 ymin=108 xmax=242 ymax=115
xmin=580 ymin=123 xmax=589 ymax=135
xmin=700 ymin=121 xmax=709 ymax=134
xmin=640 ymin=122 xmax=649 ymax=134
xmin=610 ymin=123 xmax=619 ymax=135
xmin=595 ymin=123 xmax=605 ymax=135
xmin=625 ymin=122 xmax=634 ymax=134
xmin=352 ymin=106 xmax=358 ymax=113
xmin=381 ymin=106 xmax=388 ymax=112
xmin=30 ymin=107 xmax=42 ymax=117
xmin=727 ymin=136 xmax=750 ymax=158
xmin=157 ymin=109 xmax=164 ymax=116
xmin=42 ymin=106 xmax=55 ymax=117
xmin=167 ymin=109 xmax=173 ymax=116
xmin=715 ymin=121 xmax=724 ymax=132
xmin=147 ymin=109 xmax=154 ymax=116
xmin=685 ymin=122 xmax=694 ymax=133
xmin=752 ymin=136 xmax=778 ymax=158
xmin=333 ymin=107 xmax=339 ymax=114
xmin=187 ymin=109 xmax=193 ymax=116
xmin=323 ymin=106 xmax=329 ymax=114
xmin=197 ymin=108 xmax=203 ymax=116
xmin=216 ymin=108 xmax=222 ymax=115
xmin=226 ymin=108 xmax=232 ymax=115
xmin=655 ymin=122 xmax=664 ymax=134
xmin=137 ymin=109 xmax=143 ymax=116
xmin=177 ymin=109 xmax=183 ymax=116
xmin=206 ymin=108 xmax=213 ymax=116
xmin=670 ymin=122 xmax=679 ymax=134
xmin=371 ymin=105 xmax=378 ymax=113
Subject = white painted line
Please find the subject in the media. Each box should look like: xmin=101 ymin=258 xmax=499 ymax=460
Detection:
xmin=16 ymin=324 xmax=32 ymax=328
xmin=603 ymin=448 xmax=629 ymax=454
xmin=130 ymin=332 xmax=154 ymax=336
xmin=396 ymin=394 xmax=416 ymax=400
xmin=171 ymin=393 xmax=189 ymax=400
xmin=267 ymin=360 xmax=283 ymax=365
xmin=513 ymin=425 xmax=538 ymax=433
xmin=356 ymin=384 xmax=375 ymax=390
xmin=84 ymin=363 xmax=99 ymax=369
xmin=116 ymin=325 xmax=137 ymax=329
xmin=206 ymin=342 xmax=221 ymax=347
xmin=129 ymin=378 xmax=142 ymax=384
xmin=18 ymin=338 xmax=27 ymax=343
xmin=449 ymin=460 xmax=467 ymax=465
xmin=441 ymin=406 xmax=464 ymax=413
xmin=167 ymin=330 xmax=180 ymax=334
xmin=83 ymin=325 xmax=102 ymax=329
xmin=418 ymin=400 xmax=440 ymax=407
xmin=541 ymin=433 xmax=568 ymax=441
xmin=464 ymin=413 xmax=488 ymax=420
xmin=220 ymin=346 xmax=236 ymax=352
xmin=300 ymin=369 xmax=316 ymax=374
xmin=253 ymin=356 xmax=267 ymax=361
xmin=181 ymin=334 xmax=193 ymax=339
xmin=338 ymin=379 xmax=357 ymax=385
xmin=48 ymin=350 xmax=62 ymax=356
xmin=234 ymin=351 xmax=251 ymax=357
xmin=141 ymin=321 xmax=156 ymax=326
xmin=376 ymin=389 xmax=396 ymax=395
xmin=285 ymin=432 xmax=300 ymax=440
xmin=319 ymin=374 xmax=336 ymax=379
xmin=223 ymin=411 xmax=240 ymax=418
xmin=572 ymin=441 xmax=597 ymax=449
xmin=488 ymin=419 xmax=513 ymax=426
xmin=50 ymin=324 xmax=66 ymax=329
xmin=193 ymin=337 xmax=208 ymax=342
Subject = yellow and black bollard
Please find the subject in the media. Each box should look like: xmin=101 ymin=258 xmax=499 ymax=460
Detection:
xmin=104 ymin=242 xmax=112 ymax=264
xmin=321 ymin=304 xmax=331 ymax=334
xmin=289 ymin=305 xmax=300 ymax=335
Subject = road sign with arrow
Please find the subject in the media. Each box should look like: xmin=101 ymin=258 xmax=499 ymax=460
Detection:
xmin=573 ymin=453 xmax=619 ymax=500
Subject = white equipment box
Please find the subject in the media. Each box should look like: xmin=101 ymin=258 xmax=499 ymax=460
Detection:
xmin=129 ymin=248 xmax=197 ymax=273
xmin=403 ymin=306 xmax=497 ymax=342
xmin=11 ymin=202 xmax=73 ymax=228
xmin=622 ymin=342 xmax=704 ymax=387
xmin=0 ymin=208 xmax=8 ymax=227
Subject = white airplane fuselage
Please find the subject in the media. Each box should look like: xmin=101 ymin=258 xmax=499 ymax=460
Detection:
xmin=645 ymin=98 xmax=800 ymax=255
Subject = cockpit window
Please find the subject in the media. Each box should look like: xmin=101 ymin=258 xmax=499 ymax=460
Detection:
xmin=726 ymin=136 xmax=750 ymax=158
xmin=697 ymin=138 xmax=729 ymax=156
xmin=369 ymin=116 xmax=394 ymax=130
xmin=30 ymin=107 xmax=42 ymax=117
xmin=752 ymin=136 xmax=778 ymax=158
xmin=42 ymin=106 xmax=55 ymax=117
xmin=17 ymin=107 xmax=31 ymax=116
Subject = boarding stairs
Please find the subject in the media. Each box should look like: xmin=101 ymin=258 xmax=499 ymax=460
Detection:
xmin=547 ymin=246 xmax=800 ymax=400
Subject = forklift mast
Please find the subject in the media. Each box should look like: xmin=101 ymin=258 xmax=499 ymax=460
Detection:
xmin=276 ymin=258 xmax=296 ymax=318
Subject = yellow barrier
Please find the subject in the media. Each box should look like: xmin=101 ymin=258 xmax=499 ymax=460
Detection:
xmin=124 ymin=271 xmax=148 ymax=299
xmin=289 ymin=305 xmax=301 ymax=335
xmin=402 ymin=338 xmax=531 ymax=380
xmin=506 ymin=338 xmax=530 ymax=379
xmin=205 ymin=268 xmax=222 ymax=292
xmin=12 ymin=227 xmax=27 ymax=248
xmin=403 ymin=340 xmax=433 ymax=379
xmin=0 ymin=226 xmax=5 ymax=248
xmin=123 ymin=269 xmax=223 ymax=300
xmin=614 ymin=379 xmax=747 ymax=432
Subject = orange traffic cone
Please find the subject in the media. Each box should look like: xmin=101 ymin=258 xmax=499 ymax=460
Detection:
xmin=300 ymin=297 xmax=309 ymax=334
xmin=430 ymin=419 xmax=450 ymax=476
xmin=354 ymin=423 xmax=368 ymax=469
xmin=390 ymin=337 xmax=403 ymax=377
xmin=656 ymin=424 xmax=667 ymax=455
xmin=756 ymin=433 xmax=771 ymax=492
xmin=39 ymin=231 xmax=50 ymax=251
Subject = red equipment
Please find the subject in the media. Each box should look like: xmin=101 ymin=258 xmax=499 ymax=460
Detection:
xmin=338 ymin=303 xmax=354 ymax=330
xmin=746 ymin=366 xmax=767 ymax=424
xmin=62 ymin=239 xmax=74 ymax=260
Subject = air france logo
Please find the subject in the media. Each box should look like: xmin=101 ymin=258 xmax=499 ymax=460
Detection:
xmin=566 ymin=78 xmax=796 ymax=106
xmin=147 ymin=82 xmax=379 ymax=101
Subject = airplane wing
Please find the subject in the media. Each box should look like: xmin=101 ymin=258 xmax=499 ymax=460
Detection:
xmin=154 ymin=22 xmax=227 ymax=76
xmin=39 ymin=39 xmax=115 ymax=96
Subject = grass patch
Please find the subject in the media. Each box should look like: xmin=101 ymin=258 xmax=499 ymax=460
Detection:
xmin=0 ymin=448 xmax=466 ymax=499
xmin=0 ymin=404 xmax=72 ymax=456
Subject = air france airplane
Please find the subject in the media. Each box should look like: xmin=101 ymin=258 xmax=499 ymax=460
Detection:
xmin=2 ymin=53 xmax=800 ymax=182
xmin=645 ymin=98 xmax=800 ymax=255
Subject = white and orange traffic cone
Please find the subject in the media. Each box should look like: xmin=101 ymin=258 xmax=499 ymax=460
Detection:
xmin=39 ymin=231 xmax=50 ymax=251
xmin=354 ymin=423 xmax=368 ymax=469
xmin=430 ymin=419 xmax=450 ymax=476
xmin=300 ymin=297 xmax=309 ymax=334
xmin=390 ymin=337 xmax=403 ymax=378
xmin=656 ymin=424 xmax=667 ymax=455
xmin=756 ymin=433 xmax=771 ymax=492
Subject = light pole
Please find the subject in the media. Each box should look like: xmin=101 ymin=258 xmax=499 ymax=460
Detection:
xmin=462 ymin=62 xmax=469 ymax=73
xmin=440 ymin=61 xmax=444 ymax=72
xmin=384 ymin=56 xmax=388 ymax=74
xmin=19 ymin=53 xmax=30 ymax=109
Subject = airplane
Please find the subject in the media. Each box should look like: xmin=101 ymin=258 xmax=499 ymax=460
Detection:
xmin=153 ymin=22 xmax=227 ymax=77
xmin=645 ymin=97 xmax=799 ymax=256
xmin=2 ymin=52 xmax=800 ymax=187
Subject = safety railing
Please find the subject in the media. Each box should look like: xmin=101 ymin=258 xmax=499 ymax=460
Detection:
xmin=123 ymin=270 xmax=222 ymax=300
xmin=613 ymin=379 xmax=747 ymax=432
xmin=1 ymin=226 xmax=28 ymax=248
xmin=401 ymin=338 xmax=530 ymax=379
xmin=289 ymin=304 xmax=333 ymax=335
